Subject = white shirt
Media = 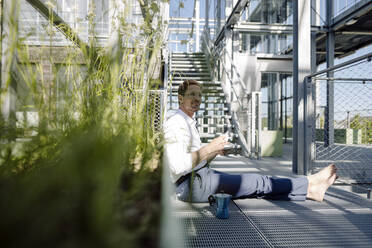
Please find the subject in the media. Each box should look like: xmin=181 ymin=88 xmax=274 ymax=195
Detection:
xmin=163 ymin=109 xmax=207 ymax=182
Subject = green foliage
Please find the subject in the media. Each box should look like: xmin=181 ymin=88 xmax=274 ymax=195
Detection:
xmin=0 ymin=1 xmax=165 ymax=247
xmin=350 ymin=114 xmax=372 ymax=144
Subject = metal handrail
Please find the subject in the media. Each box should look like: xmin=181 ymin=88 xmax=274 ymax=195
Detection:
xmin=201 ymin=29 xmax=244 ymax=108
xmin=201 ymin=28 xmax=250 ymax=157
xmin=223 ymin=47 xmax=248 ymax=94
xmin=219 ymin=61 xmax=244 ymax=107
xmin=309 ymin=52 xmax=372 ymax=78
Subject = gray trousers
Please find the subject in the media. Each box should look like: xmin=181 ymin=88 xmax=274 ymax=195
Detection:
xmin=176 ymin=167 xmax=308 ymax=203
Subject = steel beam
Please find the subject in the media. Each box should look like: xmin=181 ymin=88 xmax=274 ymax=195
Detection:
xmin=195 ymin=0 xmax=200 ymax=52
xmin=214 ymin=0 xmax=251 ymax=46
xmin=25 ymin=0 xmax=89 ymax=50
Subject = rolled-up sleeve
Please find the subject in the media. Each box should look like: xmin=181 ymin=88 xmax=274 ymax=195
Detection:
xmin=163 ymin=116 xmax=193 ymax=181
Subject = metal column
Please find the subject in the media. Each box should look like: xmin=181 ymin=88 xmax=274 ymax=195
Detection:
xmin=293 ymin=0 xmax=311 ymax=175
xmin=216 ymin=0 xmax=222 ymax=35
xmin=1 ymin=0 xmax=19 ymax=123
xmin=325 ymin=0 xmax=335 ymax=147
xmin=205 ymin=0 xmax=209 ymax=36
xmin=195 ymin=0 xmax=200 ymax=52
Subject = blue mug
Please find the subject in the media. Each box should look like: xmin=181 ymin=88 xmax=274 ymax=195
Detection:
xmin=208 ymin=193 xmax=232 ymax=219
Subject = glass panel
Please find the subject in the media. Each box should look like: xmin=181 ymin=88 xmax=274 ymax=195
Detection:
xmin=169 ymin=0 xmax=195 ymax=18
xmin=261 ymin=73 xmax=280 ymax=130
xmin=248 ymin=0 xmax=262 ymax=22
xmin=78 ymin=0 xmax=88 ymax=19
xmin=93 ymin=0 xmax=109 ymax=36
xmin=250 ymin=34 xmax=262 ymax=54
xmin=240 ymin=33 xmax=293 ymax=55
xmin=246 ymin=0 xmax=293 ymax=24
xmin=279 ymin=74 xmax=293 ymax=141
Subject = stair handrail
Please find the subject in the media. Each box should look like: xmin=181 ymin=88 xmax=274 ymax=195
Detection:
xmin=162 ymin=46 xmax=169 ymax=118
xmin=201 ymin=28 xmax=250 ymax=156
xmin=201 ymin=29 xmax=244 ymax=108
xmin=223 ymin=47 xmax=248 ymax=94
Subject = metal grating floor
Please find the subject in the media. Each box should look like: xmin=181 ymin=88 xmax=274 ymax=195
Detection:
xmin=175 ymin=187 xmax=372 ymax=247
xmin=246 ymin=210 xmax=372 ymax=247
xmin=175 ymin=211 xmax=270 ymax=248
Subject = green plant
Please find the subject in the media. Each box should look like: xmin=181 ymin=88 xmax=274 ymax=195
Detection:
xmin=0 ymin=1 xmax=165 ymax=247
xmin=350 ymin=114 xmax=372 ymax=144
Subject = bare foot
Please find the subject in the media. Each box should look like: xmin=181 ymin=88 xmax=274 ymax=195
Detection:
xmin=306 ymin=164 xmax=337 ymax=202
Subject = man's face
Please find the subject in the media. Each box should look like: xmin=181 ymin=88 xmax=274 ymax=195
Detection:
xmin=179 ymin=84 xmax=202 ymax=117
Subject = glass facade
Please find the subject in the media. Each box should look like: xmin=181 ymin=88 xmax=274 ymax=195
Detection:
xmin=243 ymin=0 xmax=293 ymax=25
xmin=19 ymin=0 xmax=111 ymax=46
xmin=334 ymin=0 xmax=363 ymax=17
xmin=240 ymin=32 xmax=292 ymax=55
xmin=261 ymin=72 xmax=293 ymax=142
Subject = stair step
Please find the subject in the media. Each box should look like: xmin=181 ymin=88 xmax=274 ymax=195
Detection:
xmin=172 ymin=52 xmax=204 ymax=57
xmin=169 ymin=85 xmax=223 ymax=91
xmin=172 ymin=56 xmax=206 ymax=60
xmin=171 ymin=63 xmax=208 ymax=67
xmin=200 ymin=107 xmax=228 ymax=111
xmin=196 ymin=114 xmax=231 ymax=119
xmin=170 ymin=88 xmax=223 ymax=94
xmin=167 ymin=83 xmax=223 ymax=90
xmin=202 ymin=93 xmax=225 ymax=97
xmin=171 ymin=66 xmax=209 ymax=70
xmin=171 ymin=76 xmax=212 ymax=80
xmin=199 ymin=133 xmax=223 ymax=139
xmin=197 ymin=124 xmax=231 ymax=128
xmin=169 ymin=89 xmax=223 ymax=95
xmin=204 ymin=99 xmax=227 ymax=104
xmin=171 ymin=74 xmax=211 ymax=78
xmin=171 ymin=77 xmax=213 ymax=81
xmin=171 ymin=72 xmax=211 ymax=76
xmin=170 ymin=80 xmax=217 ymax=85
xmin=170 ymin=68 xmax=209 ymax=72
xmin=171 ymin=60 xmax=207 ymax=64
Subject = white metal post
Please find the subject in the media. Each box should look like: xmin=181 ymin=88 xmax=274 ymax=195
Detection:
xmin=325 ymin=0 xmax=335 ymax=147
xmin=195 ymin=0 xmax=200 ymax=52
xmin=205 ymin=0 xmax=209 ymax=37
xmin=293 ymin=0 xmax=311 ymax=175
xmin=1 ymin=0 xmax=19 ymax=123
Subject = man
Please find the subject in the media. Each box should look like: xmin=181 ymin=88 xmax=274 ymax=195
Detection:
xmin=163 ymin=79 xmax=337 ymax=203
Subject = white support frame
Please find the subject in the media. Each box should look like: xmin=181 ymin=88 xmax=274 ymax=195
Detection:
xmin=248 ymin=91 xmax=261 ymax=159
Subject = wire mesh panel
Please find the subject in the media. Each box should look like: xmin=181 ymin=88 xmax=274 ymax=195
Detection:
xmin=148 ymin=90 xmax=166 ymax=132
xmin=311 ymin=55 xmax=372 ymax=185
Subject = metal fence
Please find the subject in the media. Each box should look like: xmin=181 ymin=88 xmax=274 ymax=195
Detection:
xmin=308 ymin=53 xmax=372 ymax=186
xmin=148 ymin=90 xmax=166 ymax=132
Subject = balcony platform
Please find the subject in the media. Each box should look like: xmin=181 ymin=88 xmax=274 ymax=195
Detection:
xmin=171 ymin=144 xmax=372 ymax=247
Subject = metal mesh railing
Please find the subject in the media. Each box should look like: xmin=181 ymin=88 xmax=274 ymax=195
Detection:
xmin=310 ymin=53 xmax=372 ymax=185
xmin=148 ymin=90 xmax=166 ymax=132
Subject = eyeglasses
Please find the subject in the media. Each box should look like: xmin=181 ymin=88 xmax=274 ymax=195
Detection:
xmin=184 ymin=92 xmax=202 ymax=98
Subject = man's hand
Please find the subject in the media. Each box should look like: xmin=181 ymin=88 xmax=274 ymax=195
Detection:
xmin=191 ymin=135 xmax=230 ymax=168
xmin=205 ymin=135 xmax=230 ymax=161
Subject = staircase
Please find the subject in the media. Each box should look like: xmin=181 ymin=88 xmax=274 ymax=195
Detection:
xmin=168 ymin=52 xmax=240 ymax=151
